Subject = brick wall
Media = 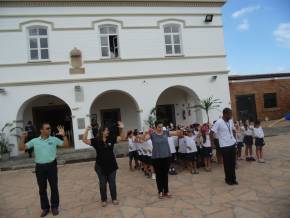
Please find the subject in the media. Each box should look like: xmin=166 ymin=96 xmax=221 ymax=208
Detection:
xmin=229 ymin=78 xmax=290 ymax=121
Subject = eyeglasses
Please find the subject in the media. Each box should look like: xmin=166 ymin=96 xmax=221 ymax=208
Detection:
xmin=45 ymin=127 xmax=51 ymax=130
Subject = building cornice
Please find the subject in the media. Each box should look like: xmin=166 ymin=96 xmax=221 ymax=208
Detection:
xmin=0 ymin=0 xmax=226 ymax=7
xmin=0 ymin=18 xmax=223 ymax=32
xmin=0 ymin=13 xmax=222 ymax=18
xmin=0 ymin=54 xmax=226 ymax=68
xmin=0 ymin=70 xmax=228 ymax=87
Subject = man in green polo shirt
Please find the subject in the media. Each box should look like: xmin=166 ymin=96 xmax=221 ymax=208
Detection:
xmin=19 ymin=122 xmax=69 ymax=217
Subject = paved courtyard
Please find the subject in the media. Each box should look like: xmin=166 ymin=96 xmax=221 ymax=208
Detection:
xmin=1 ymin=133 xmax=290 ymax=218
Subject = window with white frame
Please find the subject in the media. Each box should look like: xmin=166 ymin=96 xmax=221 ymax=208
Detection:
xmin=28 ymin=26 xmax=49 ymax=60
xmin=99 ymin=25 xmax=119 ymax=58
xmin=163 ymin=24 xmax=182 ymax=55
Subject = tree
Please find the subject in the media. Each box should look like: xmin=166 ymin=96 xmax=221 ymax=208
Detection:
xmin=192 ymin=96 xmax=222 ymax=123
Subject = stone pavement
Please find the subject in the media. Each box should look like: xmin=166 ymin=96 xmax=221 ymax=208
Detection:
xmin=0 ymin=133 xmax=290 ymax=218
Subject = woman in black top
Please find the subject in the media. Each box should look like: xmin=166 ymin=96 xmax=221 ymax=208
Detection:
xmin=82 ymin=121 xmax=125 ymax=207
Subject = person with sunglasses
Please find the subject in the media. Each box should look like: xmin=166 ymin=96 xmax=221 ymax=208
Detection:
xmin=19 ymin=122 xmax=69 ymax=217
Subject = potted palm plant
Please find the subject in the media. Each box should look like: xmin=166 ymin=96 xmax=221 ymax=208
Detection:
xmin=191 ymin=96 xmax=222 ymax=123
xmin=0 ymin=123 xmax=21 ymax=161
xmin=0 ymin=137 xmax=10 ymax=161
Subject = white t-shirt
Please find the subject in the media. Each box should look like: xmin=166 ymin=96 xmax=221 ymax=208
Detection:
xmin=202 ymin=135 xmax=211 ymax=148
xmin=244 ymin=126 xmax=254 ymax=136
xmin=136 ymin=142 xmax=142 ymax=155
xmin=168 ymin=136 xmax=176 ymax=154
xmin=236 ymin=131 xmax=244 ymax=142
xmin=184 ymin=135 xmax=198 ymax=153
xmin=128 ymin=138 xmax=136 ymax=152
xmin=178 ymin=138 xmax=186 ymax=153
xmin=254 ymin=127 xmax=264 ymax=138
xmin=143 ymin=139 xmax=153 ymax=156
xmin=211 ymin=118 xmax=236 ymax=148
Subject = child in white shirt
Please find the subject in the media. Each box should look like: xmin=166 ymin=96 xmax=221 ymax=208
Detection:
xmin=184 ymin=129 xmax=199 ymax=174
xmin=127 ymin=130 xmax=139 ymax=171
xmin=178 ymin=133 xmax=187 ymax=170
xmin=254 ymin=120 xmax=265 ymax=163
xmin=168 ymin=136 xmax=178 ymax=175
xmin=200 ymin=128 xmax=212 ymax=172
xmin=244 ymin=120 xmax=255 ymax=161
xmin=235 ymin=122 xmax=244 ymax=160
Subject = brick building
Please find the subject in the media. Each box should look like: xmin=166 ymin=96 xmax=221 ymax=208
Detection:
xmin=229 ymin=73 xmax=290 ymax=122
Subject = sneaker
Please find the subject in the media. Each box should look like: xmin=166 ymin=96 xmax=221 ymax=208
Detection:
xmin=101 ymin=201 xmax=107 ymax=207
xmin=112 ymin=200 xmax=119 ymax=205
xmin=152 ymin=173 xmax=156 ymax=180
xmin=259 ymin=159 xmax=265 ymax=163
xmin=233 ymin=181 xmax=239 ymax=185
xmin=225 ymin=180 xmax=234 ymax=186
xmin=158 ymin=192 xmax=164 ymax=199
xmin=192 ymin=170 xmax=199 ymax=175
xmin=40 ymin=209 xmax=50 ymax=217
xmin=51 ymin=208 xmax=59 ymax=216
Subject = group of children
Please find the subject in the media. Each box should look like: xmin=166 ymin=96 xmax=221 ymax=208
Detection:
xmin=126 ymin=119 xmax=266 ymax=179
xmin=235 ymin=120 xmax=266 ymax=163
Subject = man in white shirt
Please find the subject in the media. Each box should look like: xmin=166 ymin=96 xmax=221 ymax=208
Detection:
xmin=210 ymin=108 xmax=238 ymax=185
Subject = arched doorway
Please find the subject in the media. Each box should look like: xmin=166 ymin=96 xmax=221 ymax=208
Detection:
xmin=16 ymin=94 xmax=74 ymax=147
xmin=156 ymin=86 xmax=202 ymax=127
xmin=90 ymin=90 xmax=141 ymax=134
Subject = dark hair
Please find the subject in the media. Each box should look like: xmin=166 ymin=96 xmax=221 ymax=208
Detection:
xmin=27 ymin=120 xmax=32 ymax=125
xmin=244 ymin=123 xmax=248 ymax=131
xmin=223 ymin=108 xmax=232 ymax=115
xmin=133 ymin=129 xmax=138 ymax=136
xmin=40 ymin=122 xmax=50 ymax=130
xmin=154 ymin=120 xmax=163 ymax=127
xmin=97 ymin=126 xmax=110 ymax=140
xmin=254 ymin=120 xmax=261 ymax=126
xmin=127 ymin=130 xmax=133 ymax=138
xmin=202 ymin=132 xmax=206 ymax=144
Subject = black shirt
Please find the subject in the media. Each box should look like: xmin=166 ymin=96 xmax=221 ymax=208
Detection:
xmin=90 ymin=136 xmax=118 ymax=175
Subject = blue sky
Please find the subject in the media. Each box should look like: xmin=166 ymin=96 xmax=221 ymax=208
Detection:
xmin=222 ymin=0 xmax=290 ymax=75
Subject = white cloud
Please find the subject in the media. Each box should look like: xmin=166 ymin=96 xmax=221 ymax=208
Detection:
xmin=273 ymin=23 xmax=290 ymax=48
xmin=237 ymin=19 xmax=249 ymax=32
xmin=232 ymin=5 xmax=261 ymax=18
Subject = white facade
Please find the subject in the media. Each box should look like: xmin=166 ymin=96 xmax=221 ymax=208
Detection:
xmin=0 ymin=0 xmax=231 ymax=156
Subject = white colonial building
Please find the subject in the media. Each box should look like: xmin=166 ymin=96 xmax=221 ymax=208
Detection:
xmin=0 ymin=0 xmax=230 ymax=156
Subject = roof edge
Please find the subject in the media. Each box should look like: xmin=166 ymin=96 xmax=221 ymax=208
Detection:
xmin=0 ymin=0 xmax=227 ymax=7
xmin=228 ymin=72 xmax=290 ymax=81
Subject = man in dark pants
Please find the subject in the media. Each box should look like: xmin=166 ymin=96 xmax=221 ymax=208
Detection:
xmin=210 ymin=108 xmax=238 ymax=185
xmin=19 ymin=123 xmax=69 ymax=217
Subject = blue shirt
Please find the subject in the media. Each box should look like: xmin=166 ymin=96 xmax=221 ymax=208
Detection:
xmin=26 ymin=136 xmax=63 ymax=164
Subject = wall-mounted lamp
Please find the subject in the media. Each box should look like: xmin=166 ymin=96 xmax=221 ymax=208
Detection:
xmin=0 ymin=88 xmax=7 ymax=95
xmin=205 ymin=14 xmax=214 ymax=23
xmin=211 ymin=75 xmax=218 ymax=82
